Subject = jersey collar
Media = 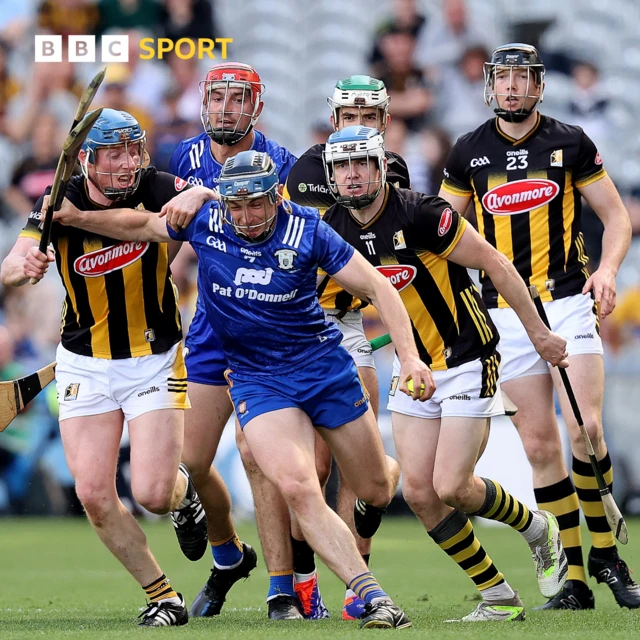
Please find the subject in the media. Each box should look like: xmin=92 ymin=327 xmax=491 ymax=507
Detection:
xmin=347 ymin=184 xmax=391 ymax=230
xmin=493 ymin=112 xmax=542 ymax=146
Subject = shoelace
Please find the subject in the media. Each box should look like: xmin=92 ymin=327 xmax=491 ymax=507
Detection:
xmin=137 ymin=601 xmax=160 ymax=621
xmin=532 ymin=546 xmax=550 ymax=572
xmin=616 ymin=561 xmax=639 ymax=587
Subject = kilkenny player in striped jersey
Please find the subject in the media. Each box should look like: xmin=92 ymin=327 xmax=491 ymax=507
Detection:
xmin=440 ymin=43 xmax=639 ymax=610
xmin=323 ymin=125 xmax=570 ymax=622
xmin=0 ymin=109 xmax=218 ymax=627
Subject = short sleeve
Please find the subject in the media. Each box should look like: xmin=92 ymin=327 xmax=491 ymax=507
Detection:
xmin=313 ymin=220 xmax=354 ymax=275
xmin=574 ymin=130 xmax=606 ymax=188
xmin=141 ymin=169 xmax=192 ymax=211
xmin=441 ymin=140 xmax=473 ymax=197
xmin=408 ymin=196 xmax=468 ymax=257
xmin=19 ymin=187 xmax=52 ymax=241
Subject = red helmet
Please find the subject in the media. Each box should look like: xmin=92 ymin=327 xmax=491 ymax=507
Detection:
xmin=200 ymin=62 xmax=265 ymax=146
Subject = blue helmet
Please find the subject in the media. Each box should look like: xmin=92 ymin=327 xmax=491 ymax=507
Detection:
xmin=81 ymin=108 xmax=147 ymax=201
xmin=323 ymin=126 xmax=386 ymax=209
xmin=219 ymin=150 xmax=279 ymax=242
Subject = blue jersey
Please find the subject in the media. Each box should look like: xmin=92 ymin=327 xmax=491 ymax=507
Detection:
xmin=169 ymin=130 xmax=297 ymax=190
xmin=167 ymin=201 xmax=355 ymax=374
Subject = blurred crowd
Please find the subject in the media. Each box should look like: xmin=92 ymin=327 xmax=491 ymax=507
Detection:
xmin=1 ymin=0 xmax=640 ymax=515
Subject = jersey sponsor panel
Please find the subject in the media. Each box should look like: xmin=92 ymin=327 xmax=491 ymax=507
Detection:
xmin=442 ymin=114 xmax=605 ymax=308
xmin=20 ymin=169 xmax=183 ymax=359
xmin=323 ymin=186 xmax=498 ymax=370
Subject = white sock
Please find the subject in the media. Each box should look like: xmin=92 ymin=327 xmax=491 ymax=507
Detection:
xmin=157 ymin=594 xmax=182 ymax=606
xmin=345 ymin=588 xmax=356 ymax=598
xmin=482 ymin=581 xmax=516 ymax=602
xmin=520 ymin=511 xmax=547 ymax=545
xmin=294 ymin=570 xmax=316 ymax=583
xmin=177 ymin=467 xmax=191 ymax=509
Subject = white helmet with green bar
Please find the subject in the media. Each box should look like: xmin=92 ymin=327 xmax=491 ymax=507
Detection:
xmin=327 ymin=75 xmax=390 ymax=132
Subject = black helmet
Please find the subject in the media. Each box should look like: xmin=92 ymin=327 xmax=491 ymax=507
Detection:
xmin=483 ymin=43 xmax=545 ymax=123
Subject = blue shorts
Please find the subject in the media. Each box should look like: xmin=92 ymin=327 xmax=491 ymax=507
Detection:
xmin=184 ymin=307 xmax=228 ymax=386
xmin=227 ymin=345 xmax=369 ymax=430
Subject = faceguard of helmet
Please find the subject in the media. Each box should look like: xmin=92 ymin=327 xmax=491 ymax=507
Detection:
xmin=323 ymin=126 xmax=387 ymax=210
xmin=483 ymin=43 xmax=545 ymax=123
xmin=327 ymin=75 xmax=390 ymax=133
xmin=219 ymin=150 xmax=279 ymax=242
xmin=80 ymin=108 xmax=146 ymax=201
xmin=200 ymin=62 xmax=265 ymax=146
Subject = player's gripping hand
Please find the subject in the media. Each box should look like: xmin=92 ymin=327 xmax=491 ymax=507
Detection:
xmin=398 ymin=355 xmax=435 ymax=401
xmin=583 ymin=265 xmax=617 ymax=320
xmin=49 ymin=196 xmax=81 ymax=226
xmin=532 ymin=329 xmax=569 ymax=369
xmin=161 ymin=186 xmax=220 ymax=230
xmin=24 ymin=245 xmax=55 ymax=282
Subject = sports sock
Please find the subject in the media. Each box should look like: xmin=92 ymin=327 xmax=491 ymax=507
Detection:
xmin=291 ymin=536 xmax=316 ymax=575
xmin=345 ymin=553 xmax=370 ymax=591
xmin=428 ymin=509 xmax=505 ymax=593
xmin=143 ymin=574 xmax=179 ymax=603
xmin=535 ymin=476 xmax=587 ymax=582
xmin=348 ymin=572 xmax=388 ymax=605
xmin=573 ymin=454 xmax=616 ymax=550
xmin=267 ymin=571 xmax=296 ymax=600
xmin=211 ymin=531 xmax=244 ymax=569
xmin=474 ymin=478 xmax=534 ymax=533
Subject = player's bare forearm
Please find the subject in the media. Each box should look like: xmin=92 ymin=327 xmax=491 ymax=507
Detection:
xmin=1 ymin=253 xmax=30 ymax=287
xmin=56 ymin=206 xmax=170 ymax=243
xmin=580 ymin=175 xmax=632 ymax=275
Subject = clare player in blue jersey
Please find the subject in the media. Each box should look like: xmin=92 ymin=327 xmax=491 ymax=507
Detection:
xmin=53 ymin=150 xmax=434 ymax=629
xmin=167 ymin=62 xmax=301 ymax=619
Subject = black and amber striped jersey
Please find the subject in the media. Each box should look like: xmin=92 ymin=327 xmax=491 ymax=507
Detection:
xmin=20 ymin=168 xmax=186 ymax=360
xmin=322 ymin=185 xmax=499 ymax=370
xmin=441 ymin=113 xmax=606 ymax=309
xmin=285 ymin=143 xmax=411 ymax=313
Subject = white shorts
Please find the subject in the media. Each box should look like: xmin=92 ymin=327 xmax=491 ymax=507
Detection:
xmin=489 ymin=293 xmax=603 ymax=383
xmin=387 ymin=353 xmax=505 ymax=420
xmin=324 ymin=309 xmax=376 ymax=369
xmin=55 ymin=342 xmax=190 ymax=422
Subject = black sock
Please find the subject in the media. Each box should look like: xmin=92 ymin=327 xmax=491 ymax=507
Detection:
xmin=291 ymin=536 xmax=315 ymax=575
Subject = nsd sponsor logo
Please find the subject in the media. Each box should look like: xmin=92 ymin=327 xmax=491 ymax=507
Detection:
xmin=482 ymin=179 xmax=560 ymax=216
xmin=376 ymin=265 xmax=417 ymax=292
xmin=74 ymin=241 xmax=149 ymax=277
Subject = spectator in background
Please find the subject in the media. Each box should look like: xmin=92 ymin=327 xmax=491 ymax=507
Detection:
xmin=435 ymin=44 xmax=491 ymax=141
xmin=97 ymin=0 xmax=159 ymax=36
xmin=37 ymin=0 xmax=99 ymax=38
xmin=158 ymin=0 xmax=217 ymax=41
xmin=99 ymin=29 xmax=170 ymax=115
xmin=568 ymin=59 xmax=612 ymax=149
xmin=99 ymin=64 xmax=155 ymax=147
xmin=370 ymin=0 xmax=426 ymax=74
xmin=5 ymin=112 xmax=63 ymax=217
xmin=164 ymin=52 xmax=203 ymax=123
xmin=376 ymin=27 xmax=433 ymax=132
xmin=383 ymin=118 xmax=429 ymax=194
xmin=0 ymin=40 xmax=19 ymax=137
xmin=421 ymin=127 xmax=452 ymax=195
xmin=309 ymin=120 xmax=334 ymax=147
xmin=152 ymin=83 xmax=200 ymax=172
xmin=414 ymin=0 xmax=497 ymax=82
xmin=7 ymin=58 xmax=81 ymax=144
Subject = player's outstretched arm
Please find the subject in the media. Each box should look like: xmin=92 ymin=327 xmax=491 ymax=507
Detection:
xmin=1 ymin=236 xmax=55 ymax=287
xmin=579 ymin=174 xmax=632 ymax=320
xmin=51 ymin=196 xmax=171 ymax=243
xmin=331 ymin=250 xmax=435 ymax=401
xmin=447 ymin=223 xmax=568 ymax=368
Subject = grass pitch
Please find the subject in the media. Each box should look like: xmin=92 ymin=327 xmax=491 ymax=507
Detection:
xmin=1 ymin=516 xmax=639 ymax=638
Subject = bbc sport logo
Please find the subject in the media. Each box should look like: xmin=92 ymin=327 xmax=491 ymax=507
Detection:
xmin=35 ymin=35 xmax=233 ymax=62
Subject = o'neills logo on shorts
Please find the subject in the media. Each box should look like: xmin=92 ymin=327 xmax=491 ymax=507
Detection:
xmin=376 ymin=265 xmax=417 ymax=292
xmin=74 ymin=241 xmax=149 ymax=277
xmin=482 ymin=179 xmax=559 ymax=216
